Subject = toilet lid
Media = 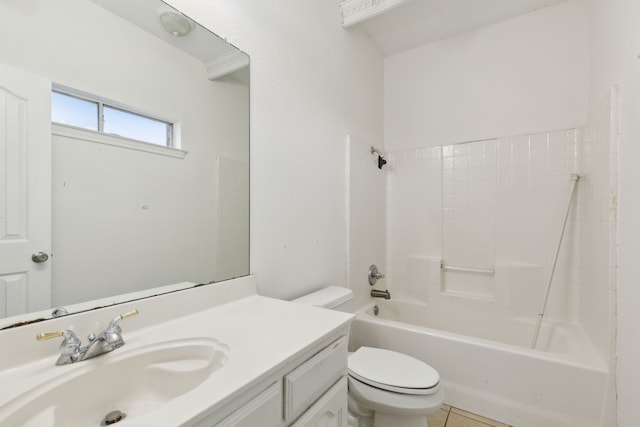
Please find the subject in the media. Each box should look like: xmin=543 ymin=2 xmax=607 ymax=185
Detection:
xmin=348 ymin=347 xmax=440 ymax=395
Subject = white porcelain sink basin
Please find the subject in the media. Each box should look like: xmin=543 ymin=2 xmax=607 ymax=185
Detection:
xmin=1 ymin=337 xmax=228 ymax=427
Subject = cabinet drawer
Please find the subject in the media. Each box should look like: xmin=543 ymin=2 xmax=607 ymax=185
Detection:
xmin=284 ymin=336 xmax=347 ymax=421
xmin=215 ymin=381 xmax=282 ymax=427
xmin=290 ymin=376 xmax=348 ymax=427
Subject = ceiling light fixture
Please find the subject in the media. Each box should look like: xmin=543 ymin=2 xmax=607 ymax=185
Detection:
xmin=157 ymin=7 xmax=194 ymax=37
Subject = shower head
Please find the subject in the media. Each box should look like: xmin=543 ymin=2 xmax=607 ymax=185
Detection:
xmin=378 ymin=156 xmax=387 ymax=169
xmin=371 ymin=146 xmax=387 ymax=169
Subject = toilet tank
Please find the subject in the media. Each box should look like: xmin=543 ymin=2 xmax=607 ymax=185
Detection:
xmin=291 ymin=286 xmax=353 ymax=312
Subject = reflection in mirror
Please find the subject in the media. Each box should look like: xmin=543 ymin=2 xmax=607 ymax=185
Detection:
xmin=0 ymin=0 xmax=249 ymax=328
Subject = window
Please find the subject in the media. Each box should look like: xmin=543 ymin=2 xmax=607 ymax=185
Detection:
xmin=51 ymin=87 xmax=175 ymax=148
xmin=52 ymin=91 xmax=99 ymax=131
xmin=103 ymin=106 xmax=172 ymax=147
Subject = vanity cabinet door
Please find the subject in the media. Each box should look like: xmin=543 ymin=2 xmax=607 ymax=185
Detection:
xmin=284 ymin=336 xmax=347 ymax=421
xmin=215 ymin=381 xmax=282 ymax=427
xmin=289 ymin=376 xmax=347 ymax=427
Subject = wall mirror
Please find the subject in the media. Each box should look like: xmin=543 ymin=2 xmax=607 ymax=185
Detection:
xmin=0 ymin=0 xmax=250 ymax=328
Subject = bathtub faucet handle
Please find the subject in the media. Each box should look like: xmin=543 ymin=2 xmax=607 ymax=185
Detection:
xmin=368 ymin=264 xmax=385 ymax=286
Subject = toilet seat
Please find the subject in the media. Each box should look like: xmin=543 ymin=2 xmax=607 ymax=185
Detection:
xmin=348 ymin=347 xmax=440 ymax=396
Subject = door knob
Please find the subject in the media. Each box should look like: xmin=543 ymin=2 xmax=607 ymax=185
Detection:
xmin=32 ymin=252 xmax=49 ymax=263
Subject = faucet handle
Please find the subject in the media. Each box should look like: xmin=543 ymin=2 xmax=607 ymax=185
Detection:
xmin=368 ymin=264 xmax=386 ymax=286
xmin=36 ymin=331 xmax=65 ymax=341
xmin=108 ymin=309 xmax=139 ymax=332
xmin=37 ymin=329 xmax=81 ymax=356
xmin=121 ymin=309 xmax=139 ymax=320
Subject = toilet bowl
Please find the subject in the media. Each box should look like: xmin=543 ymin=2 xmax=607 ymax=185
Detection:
xmin=291 ymin=286 xmax=445 ymax=427
xmin=347 ymin=346 xmax=444 ymax=427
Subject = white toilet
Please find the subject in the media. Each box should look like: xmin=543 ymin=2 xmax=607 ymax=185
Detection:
xmin=292 ymin=286 xmax=445 ymax=427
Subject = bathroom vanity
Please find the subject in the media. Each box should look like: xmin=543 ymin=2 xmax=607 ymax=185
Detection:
xmin=0 ymin=276 xmax=353 ymax=426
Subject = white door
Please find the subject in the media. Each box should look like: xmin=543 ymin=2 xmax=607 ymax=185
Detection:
xmin=0 ymin=62 xmax=51 ymax=318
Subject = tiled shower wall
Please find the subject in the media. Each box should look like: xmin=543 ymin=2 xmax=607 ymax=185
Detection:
xmin=386 ymin=129 xmax=582 ymax=323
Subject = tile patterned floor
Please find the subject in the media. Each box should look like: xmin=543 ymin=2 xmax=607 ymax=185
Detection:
xmin=427 ymin=405 xmax=511 ymax=427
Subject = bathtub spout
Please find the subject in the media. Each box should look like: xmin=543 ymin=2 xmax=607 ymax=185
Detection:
xmin=371 ymin=289 xmax=391 ymax=299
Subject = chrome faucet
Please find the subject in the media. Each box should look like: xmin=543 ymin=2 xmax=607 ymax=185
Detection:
xmin=371 ymin=289 xmax=391 ymax=299
xmin=37 ymin=309 xmax=139 ymax=365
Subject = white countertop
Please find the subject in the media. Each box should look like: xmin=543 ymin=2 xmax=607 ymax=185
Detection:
xmin=0 ymin=276 xmax=354 ymax=426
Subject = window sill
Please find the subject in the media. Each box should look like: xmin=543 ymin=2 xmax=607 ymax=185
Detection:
xmin=52 ymin=124 xmax=187 ymax=159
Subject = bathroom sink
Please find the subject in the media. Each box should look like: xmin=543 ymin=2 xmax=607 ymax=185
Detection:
xmin=0 ymin=337 xmax=228 ymax=427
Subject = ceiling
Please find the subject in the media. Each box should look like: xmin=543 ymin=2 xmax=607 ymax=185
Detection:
xmin=350 ymin=0 xmax=572 ymax=56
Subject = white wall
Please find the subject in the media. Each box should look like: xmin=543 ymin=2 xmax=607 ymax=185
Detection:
xmin=384 ymin=0 xmax=589 ymax=150
xmin=577 ymin=87 xmax=618 ymax=426
xmin=167 ymin=0 xmax=384 ymax=299
xmin=51 ymin=134 xmax=220 ymax=304
xmin=587 ymin=1 xmax=640 ymax=425
xmin=346 ymin=135 xmax=386 ymax=310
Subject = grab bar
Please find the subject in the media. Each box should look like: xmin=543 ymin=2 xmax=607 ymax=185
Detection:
xmin=440 ymin=263 xmax=495 ymax=275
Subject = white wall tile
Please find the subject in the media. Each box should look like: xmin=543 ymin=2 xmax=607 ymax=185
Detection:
xmin=384 ymin=126 xmax=612 ymax=330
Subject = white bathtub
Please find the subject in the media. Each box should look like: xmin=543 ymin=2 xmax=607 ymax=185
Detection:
xmin=349 ymin=299 xmax=610 ymax=427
